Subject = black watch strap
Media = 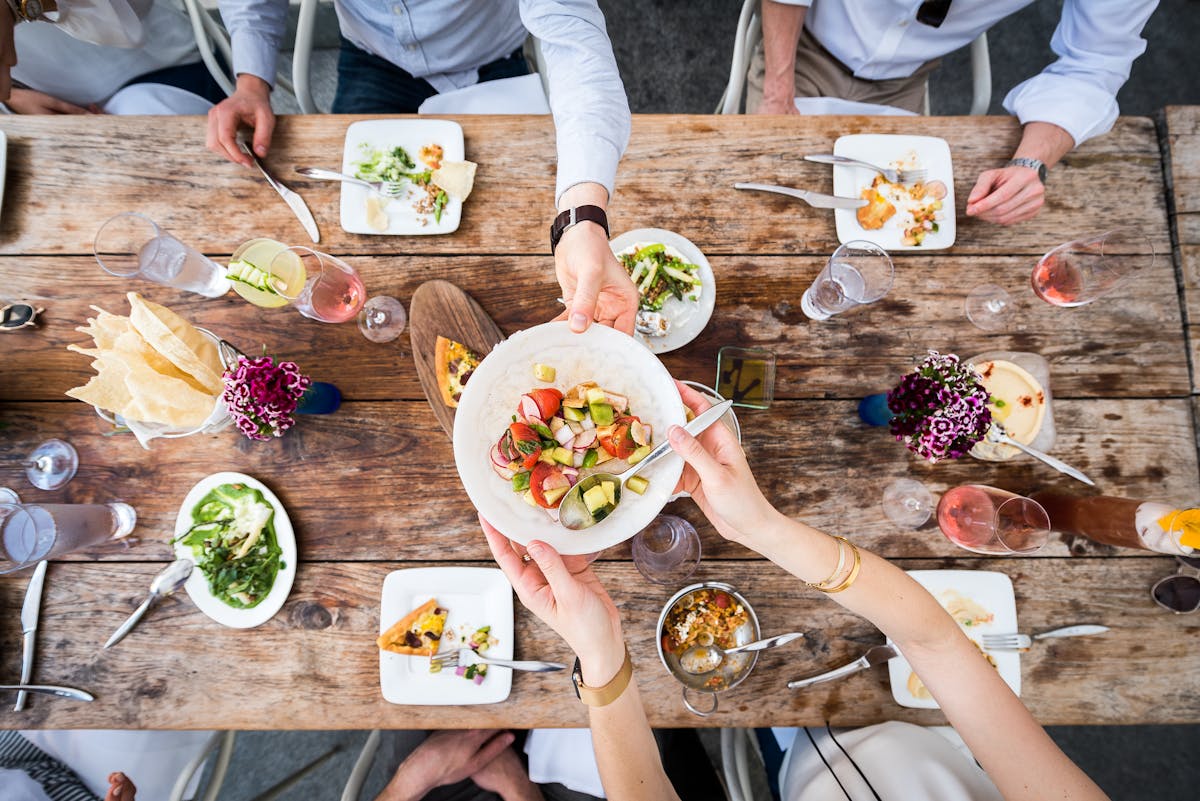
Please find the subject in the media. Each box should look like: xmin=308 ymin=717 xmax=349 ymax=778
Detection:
xmin=550 ymin=205 xmax=609 ymax=254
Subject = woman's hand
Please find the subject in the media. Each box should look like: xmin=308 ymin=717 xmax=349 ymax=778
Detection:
xmin=481 ymin=516 xmax=625 ymax=685
xmin=670 ymin=381 xmax=778 ymax=544
xmin=7 ymin=88 xmax=95 ymax=115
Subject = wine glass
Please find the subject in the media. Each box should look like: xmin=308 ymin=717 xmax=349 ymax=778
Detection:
xmin=632 ymin=515 xmax=702 ymax=584
xmin=273 ymin=247 xmax=367 ymax=323
xmin=936 ymin=484 xmax=1050 ymax=554
xmin=882 ymin=479 xmax=934 ymax=529
xmin=24 ymin=439 xmax=78 ymax=491
xmin=358 ymin=296 xmax=408 ymax=343
xmin=1032 ymin=229 xmax=1156 ymax=307
xmin=964 ymin=284 xmax=1013 ymax=331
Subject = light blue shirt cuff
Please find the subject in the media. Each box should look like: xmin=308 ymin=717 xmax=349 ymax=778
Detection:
xmin=1002 ymin=75 xmax=1119 ymax=148
xmin=555 ymin=133 xmax=622 ymax=207
xmin=230 ymin=32 xmax=279 ymax=87
xmin=765 ymin=0 xmax=813 ymax=5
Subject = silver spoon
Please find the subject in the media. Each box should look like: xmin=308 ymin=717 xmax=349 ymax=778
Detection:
xmin=104 ymin=559 xmax=194 ymax=649
xmin=679 ymin=631 xmax=805 ymax=675
xmin=558 ymin=400 xmax=734 ymax=530
xmin=985 ymin=424 xmax=1095 ymax=487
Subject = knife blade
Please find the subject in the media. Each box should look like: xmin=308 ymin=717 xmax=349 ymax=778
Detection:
xmin=238 ymin=139 xmax=321 ymax=244
xmin=734 ymin=182 xmax=867 ymax=209
xmin=787 ymin=644 xmax=898 ymax=689
xmin=16 ymin=560 xmax=47 ymax=712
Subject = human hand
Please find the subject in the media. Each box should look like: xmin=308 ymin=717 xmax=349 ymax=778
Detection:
xmin=669 ymin=381 xmax=778 ymax=545
xmin=471 ymin=745 xmax=544 ymax=801
xmin=554 ymin=222 xmax=638 ymax=335
xmin=206 ymin=73 xmax=274 ymax=167
xmin=105 ymin=771 xmax=136 ymax=801
xmin=383 ymin=730 xmax=515 ymax=801
xmin=754 ymin=94 xmax=798 ymax=115
xmin=6 ymin=88 xmax=96 ymax=114
xmin=965 ymin=165 xmax=1045 ymax=225
xmin=480 ymin=516 xmax=625 ymax=685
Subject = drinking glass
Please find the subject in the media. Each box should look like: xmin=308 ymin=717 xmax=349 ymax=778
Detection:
xmin=1032 ymin=229 xmax=1156 ymax=307
xmin=228 ymin=238 xmax=306 ymax=309
xmin=716 ymin=347 xmax=775 ymax=410
xmin=965 ymin=284 xmax=1013 ymax=331
xmin=632 ymin=515 xmax=702 ymax=585
xmin=358 ymin=295 xmax=408 ymax=343
xmin=94 ymin=213 xmax=231 ymax=298
xmin=936 ymin=484 xmax=1050 ymax=555
xmin=24 ymin=438 xmax=78 ymax=491
xmin=801 ymin=241 xmax=894 ymax=320
xmin=276 ymin=248 xmax=367 ymax=323
xmin=882 ymin=479 xmax=934 ymax=529
xmin=0 ymin=502 xmax=137 ymax=574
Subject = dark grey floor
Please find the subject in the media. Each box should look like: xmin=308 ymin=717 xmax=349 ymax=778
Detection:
xmin=234 ymin=3 xmax=1200 ymax=800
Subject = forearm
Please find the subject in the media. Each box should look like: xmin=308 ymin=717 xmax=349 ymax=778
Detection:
xmin=218 ymin=0 xmax=288 ymax=84
xmin=1012 ymin=121 xmax=1075 ymax=170
xmin=557 ymin=181 xmax=608 ymax=213
xmin=588 ymin=683 xmax=680 ymax=801
xmin=761 ymin=1 xmax=806 ymax=105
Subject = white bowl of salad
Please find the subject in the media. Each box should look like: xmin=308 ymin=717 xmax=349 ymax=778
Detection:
xmin=452 ymin=322 xmax=686 ymax=555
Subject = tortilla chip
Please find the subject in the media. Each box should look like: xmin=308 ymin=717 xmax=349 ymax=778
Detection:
xmin=431 ymin=160 xmax=477 ymax=200
xmin=68 ymin=351 xmax=215 ymax=428
xmin=126 ymin=292 xmax=223 ymax=394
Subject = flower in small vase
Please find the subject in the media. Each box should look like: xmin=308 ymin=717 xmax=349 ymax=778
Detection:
xmin=887 ymin=350 xmax=991 ymax=462
xmin=222 ymin=356 xmax=312 ymax=441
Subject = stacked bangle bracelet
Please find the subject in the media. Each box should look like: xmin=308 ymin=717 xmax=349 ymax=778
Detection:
xmin=805 ymin=535 xmax=862 ymax=594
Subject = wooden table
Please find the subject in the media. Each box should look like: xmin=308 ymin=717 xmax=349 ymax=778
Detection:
xmin=1 ymin=114 xmax=1196 ymax=730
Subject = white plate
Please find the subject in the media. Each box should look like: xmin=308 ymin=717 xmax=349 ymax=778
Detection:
xmin=453 ymin=321 xmax=686 ymax=555
xmin=609 ymin=228 xmax=716 ymax=354
xmin=832 ymin=134 xmax=956 ymax=251
xmin=379 ymin=567 xmax=514 ymax=705
xmin=887 ymin=570 xmax=1020 ymax=709
xmin=173 ymin=472 xmax=297 ymax=629
xmin=340 ymin=119 xmax=465 ymax=236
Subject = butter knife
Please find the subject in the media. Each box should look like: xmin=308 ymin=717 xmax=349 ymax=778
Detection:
xmin=237 ymin=137 xmax=320 ymax=244
xmin=734 ymin=182 xmax=867 ymax=209
xmin=787 ymin=644 xmax=898 ymax=689
xmin=2 ymin=683 xmax=93 ymax=702
xmin=16 ymin=560 xmax=47 ymax=712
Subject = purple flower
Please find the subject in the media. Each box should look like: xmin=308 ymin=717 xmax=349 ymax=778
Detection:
xmin=221 ymin=354 xmax=311 ymax=442
xmin=886 ymin=350 xmax=992 ymax=463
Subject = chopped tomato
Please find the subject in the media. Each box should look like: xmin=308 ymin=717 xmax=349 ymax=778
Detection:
xmin=598 ymin=419 xmax=637 ymax=460
xmin=527 ymin=388 xmax=563 ymax=421
xmin=529 ymin=462 xmax=569 ymax=508
xmin=509 ymin=422 xmax=542 ymax=470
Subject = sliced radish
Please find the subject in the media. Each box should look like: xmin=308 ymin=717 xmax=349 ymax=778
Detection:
xmin=544 ymin=506 xmax=560 ymax=523
xmin=573 ymin=429 xmax=597 ymax=449
xmin=519 ymin=395 xmax=542 ymax=422
xmin=490 ymin=444 xmax=510 ymax=468
xmin=491 ymin=461 xmax=515 ymax=480
xmin=605 ymin=391 xmax=628 ymax=410
xmin=572 ymin=450 xmax=585 ymax=468
xmin=566 ymin=420 xmax=584 ymax=435
xmin=630 ymin=420 xmax=648 ymax=446
xmin=581 ymin=417 xmax=596 ymax=431
xmin=562 ymin=467 xmax=579 ymax=478
xmin=549 ymin=416 xmax=566 ymax=435
xmin=554 ymin=426 xmax=575 ymax=446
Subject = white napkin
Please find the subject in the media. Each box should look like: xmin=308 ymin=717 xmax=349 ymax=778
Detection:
xmin=419 ymin=73 xmax=550 ymax=115
xmin=524 ymin=728 xmax=606 ymax=798
xmin=103 ymin=83 xmax=214 ymax=116
xmin=793 ymin=97 xmax=917 ymax=117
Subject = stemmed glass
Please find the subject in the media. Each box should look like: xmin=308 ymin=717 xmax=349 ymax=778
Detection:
xmin=632 ymin=515 xmax=702 ymax=584
xmin=936 ymin=484 xmax=1050 ymax=554
xmin=358 ymin=296 xmax=408 ymax=343
xmin=801 ymin=241 xmax=894 ymax=320
xmin=964 ymin=284 xmax=1013 ymax=331
xmin=274 ymin=247 xmax=368 ymax=323
xmin=24 ymin=439 xmax=78 ymax=491
xmin=1032 ymin=229 xmax=1156 ymax=307
xmin=882 ymin=479 xmax=935 ymax=529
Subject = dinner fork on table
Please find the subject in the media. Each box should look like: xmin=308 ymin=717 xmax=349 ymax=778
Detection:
xmin=429 ymin=649 xmax=567 ymax=673
xmin=294 ymin=167 xmax=407 ymax=198
xmin=804 ymin=154 xmax=928 ymax=185
xmin=982 ymin=625 xmax=1109 ymax=652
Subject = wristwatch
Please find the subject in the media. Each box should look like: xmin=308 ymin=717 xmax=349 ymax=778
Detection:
xmin=550 ymin=205 xmax=609 ymax=254
xmin=1007 ymin=157 xmax=1047 ymax=184
xmin=571 ymin=647 xmax=633 ymax=707
xmin=4 ymin=0 xmax=55 ymax=23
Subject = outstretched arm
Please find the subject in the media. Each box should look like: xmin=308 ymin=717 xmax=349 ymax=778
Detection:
xmin=756 ymin=1 xmax=808 ymax=114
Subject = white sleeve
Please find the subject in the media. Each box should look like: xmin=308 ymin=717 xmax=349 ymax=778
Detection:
xmin=1002 ymin=0 xmax=1159 ymax=147
xmin=519 ymin=0 xmax=632 ymax=205
xmin=217 ymin=0 xmax=290 ymax=86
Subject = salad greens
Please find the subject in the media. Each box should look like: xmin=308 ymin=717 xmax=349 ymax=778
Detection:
xmin=177 ymin=483 xmax=283 ymax=609
xmin=618 ymin=244 xmax=702 ymax=312
xmin=353 ymin=144 xmax=423 ymax=183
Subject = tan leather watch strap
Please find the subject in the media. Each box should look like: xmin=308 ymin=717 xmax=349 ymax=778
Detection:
xmin=571 ymin=647 xmax=632 ymax=707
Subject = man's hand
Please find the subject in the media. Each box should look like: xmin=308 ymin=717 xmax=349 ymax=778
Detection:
xmin=553 ymin=182 xmax=637 ymax=335
xmin=471 ymin=746 xmax=545 ymax=801
xmin=378 ymin=730 xmax=515 ymax=801
xmin=206 ymin=73 xmax=274 ymax=167
xmin=965 ymin=165 xmax=1045 ymax=226
xmin=7 ymin=88 xmax=95 ymax=114
xmin=0 ymin=2 xmax=15 ymax=101
xmin=105 ymin=771 xmax=136 ymax=801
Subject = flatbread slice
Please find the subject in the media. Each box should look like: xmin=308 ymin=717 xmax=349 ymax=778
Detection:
xmin=126 ymin=292 xmax=224 ymax=394
xmin=377 ymin=598 xmax=448 ymax=657
xmin=434 ymin=335 xmax=482 ymax=408
xmin=431 ymin=160 xmax=477 ymax=200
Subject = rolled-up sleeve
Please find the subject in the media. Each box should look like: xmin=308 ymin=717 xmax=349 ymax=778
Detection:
xmin=519 ymin=0 xmax=632 ymax=205
xmin=1002 ymin=0 xmax=1158 ymax=147
xmin=218 ymin=0 xmax=290 ymax=87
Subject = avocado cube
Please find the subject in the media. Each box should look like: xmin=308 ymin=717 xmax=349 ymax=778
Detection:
xmin=534 ymin=363 xmax=557 ymax=382
xmin=544 ymin=486 xmax=569 ymax=505
xmin=562 ymin=405 xmax=586 ymax=422
xmin=552 ymin=447 xmax=574 ymax=465
xmin=589 ymin=401 xmax=615 ymax=427
xmin=583 ymin=485 xmax=609 ymax=514
xmin=585 ymin=388 xmax=608 ymax=405
xmin=627 ymin=445 xmax=653 ymax=465
xmin=626 ymin=476 xmax=650 ymax=495
xmin=601 ymin=481 xmax=617 ymax=507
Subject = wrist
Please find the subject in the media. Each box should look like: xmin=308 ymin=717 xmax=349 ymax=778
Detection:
xmin=557 ymin=182 xmax=608 ymax=213
xmin=235 ymin=73 xmax=272 ymax=98
xmin=386 ymin=760 xmax=436 ymax=801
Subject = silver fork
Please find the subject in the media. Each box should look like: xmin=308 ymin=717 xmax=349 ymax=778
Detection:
xmin=294 ymin=166 xmax=407 ymax=197
xmin=429 ymin=649 xmax=567 ymax=673
xmin=982 ymin=625 xmax=1109 ymax=652
xmin=804 ymin=154 xmax=927 ymax=184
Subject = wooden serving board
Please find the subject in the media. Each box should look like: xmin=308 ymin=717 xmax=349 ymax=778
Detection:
xmin=410 ymin=280 xmax=506 ymax=438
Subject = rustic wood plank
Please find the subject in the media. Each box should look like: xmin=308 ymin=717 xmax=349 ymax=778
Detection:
xmin=0 ymin=398 xmax=1193 ymax=563
xmin=0 ymin=115 xmax=1168 ymax=258
xmin=1 ymin=558 xmax=1192 ymax=729
xmin=2 ymin=254 xmax=1188 ymax=402
xmin=1165 ymin=107 xmax=1200 ymax=216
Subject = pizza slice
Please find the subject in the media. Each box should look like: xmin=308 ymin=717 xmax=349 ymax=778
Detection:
xmin=377 ymin=598 xmax=449 ymax=656
xmin=434 ymin=335 xmax=482 ymax=408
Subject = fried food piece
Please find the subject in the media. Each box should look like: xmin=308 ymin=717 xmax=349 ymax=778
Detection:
xmin=857 ymin=186 xmax=897 ymax=230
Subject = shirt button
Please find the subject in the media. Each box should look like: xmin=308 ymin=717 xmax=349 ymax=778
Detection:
xmin=406 ymin=43 xmax=418 ymax=51
xmin=392 ymin=4 xmax=403 ymax=13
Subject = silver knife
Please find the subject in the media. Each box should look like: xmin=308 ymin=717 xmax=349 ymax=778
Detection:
xmin=1 ymin=683 xmax=93 ymax=702
xmin=238 ymin=137 xmax=321 ymax=244
xmin=787 ymin=644 xmax=898 ymax=689
xmin=1035 ymin=624 xmax=1109 ymax=640
xmin=734 ymin=182 xmax=867 ymax=209
xmin=16 ymin=560 xmax=47 ymax=712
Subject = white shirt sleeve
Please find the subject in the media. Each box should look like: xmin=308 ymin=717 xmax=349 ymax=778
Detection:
xmin=519 ymin=0 xmax=632 ymax=205
xmin=764 ymin=1 xmax=813 ymax=7
xmin=217 ymin=0 xmax=290 ymax=87
xmin=1002 ymin=0 xmax=1158 ymax=147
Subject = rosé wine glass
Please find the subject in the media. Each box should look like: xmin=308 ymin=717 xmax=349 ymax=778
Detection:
xmin=274 ymin=247 xmax=367 ymax=323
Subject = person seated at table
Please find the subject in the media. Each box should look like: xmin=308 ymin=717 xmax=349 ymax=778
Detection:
xmin=0 ymin=730 xmax=137 ymax=800
xmin=479 ymin=380 xmax=1111 ymax=801
xmin=0 ymin=0 xmax=224 ymax=116
xmin=751 ymin=0 xmax=1158 ymax=227
xmin=207 ymin=0 xmax=638 ymax=336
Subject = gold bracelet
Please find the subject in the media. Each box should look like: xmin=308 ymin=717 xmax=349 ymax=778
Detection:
xmin=571 ymin=646 xmax=633 ymax=707
xmin=819 ymin=540 xmax=862 ymax=594
xmin=805 ymin=535 xmax=848 ymax=590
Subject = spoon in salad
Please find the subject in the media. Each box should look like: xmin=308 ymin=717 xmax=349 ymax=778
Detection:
xmin=558 ymin=399 xmax=733 ymax=531
xmin=104 ymin=559 xmax=193 ymax=649
xmin=679 ymin=632 xmax=805 ymax=675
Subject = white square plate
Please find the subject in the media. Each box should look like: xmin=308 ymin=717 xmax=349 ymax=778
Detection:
xmin=379 ymin=567 xmax=514 ymax=705
xmin=340 ymin=119 xmax=465 ymax=236
xmin=887 ymin=570 xmax=1020 ymax=709
xmin=832 ymin=134 xmax=956 ymax=251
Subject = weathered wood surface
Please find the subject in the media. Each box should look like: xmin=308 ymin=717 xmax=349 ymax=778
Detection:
xmin=0 ymin=398 xmax=1193 ymax=563
xmin=2 ymin=254 xmax=1188 ymax=402
xmin=1164 ymin=107 xmax=1200 ymax=392
xmin=0 ymin=115 xmax=1169 ymax=258
xmin=1 ymin=559 xmax=1193 ymax=729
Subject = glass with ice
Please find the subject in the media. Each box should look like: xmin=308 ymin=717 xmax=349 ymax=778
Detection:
xmin=95 ymin=212 xmax=231 ymax=298
xmin=801 ymin=240 xmax=894 ymax=320
xmin=0 ymin=502 xmax=137 ymax=574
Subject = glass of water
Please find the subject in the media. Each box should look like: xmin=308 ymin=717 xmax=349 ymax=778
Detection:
xmin=801 ymin=240 xmax=894 ymax=320
xmin=0 ymin=502 xmax=137 ymax=574
xmin=632 ymin=515 xmax=702 ymax=585
xmin=95 ymin=213 xmax=231 ymax=298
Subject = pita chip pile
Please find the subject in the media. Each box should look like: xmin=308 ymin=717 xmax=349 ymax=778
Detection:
xmin=67 ymin=292 xmax=224 ymax=429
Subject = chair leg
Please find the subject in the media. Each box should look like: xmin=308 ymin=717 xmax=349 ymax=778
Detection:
xmin=968 ymin=33 xmax=992 ymax=115
xmin=341 ymin=730 xmax=382 ymax=801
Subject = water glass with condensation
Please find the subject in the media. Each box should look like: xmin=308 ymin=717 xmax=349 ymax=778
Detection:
xmin=801 ymin=240 xmax=894 ymax=320
xmin=95 ymin=212 xmax=231 ymax=298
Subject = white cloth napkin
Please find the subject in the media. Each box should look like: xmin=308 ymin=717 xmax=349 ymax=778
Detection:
xmin=524 ymin=727 xmax=606 ymax=798
xmin=793 ymin=97 xmax=917 ymax=116
xmin=102 ymin=83 xmax=214 ymax=116
xmin=419 ymin=73 xmax=550 ymax=115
